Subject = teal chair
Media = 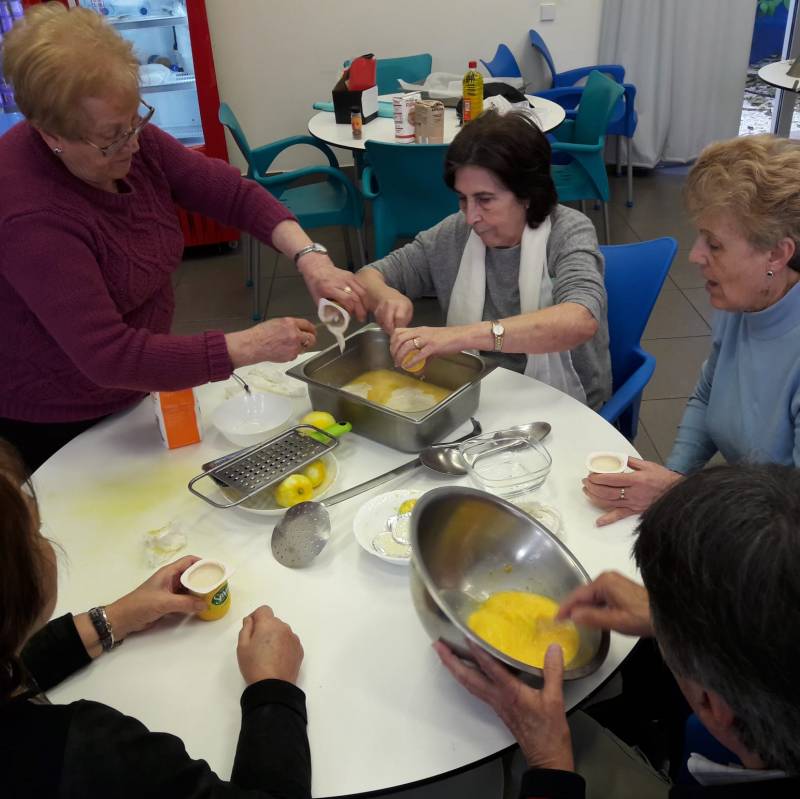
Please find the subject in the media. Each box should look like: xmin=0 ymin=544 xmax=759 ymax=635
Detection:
xmin=550 ymin=70 xmax=624 ymax=244
xmin=361 ymin=140 xmax=459 ymax=259
xmin=599 ymin=238 xmax=678 ymax=440
xmin=219 ymin=102 xmax=365 ymax=320
xmin=376 ymin=53 xmax=432 ymax=95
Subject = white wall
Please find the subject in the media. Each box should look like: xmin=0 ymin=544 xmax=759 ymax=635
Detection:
xmin=204 ymin=0 xmax=604 ymax=170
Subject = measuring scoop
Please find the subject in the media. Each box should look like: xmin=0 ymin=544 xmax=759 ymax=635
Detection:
xmin=271 ymin=418 xmax=482 ymax=568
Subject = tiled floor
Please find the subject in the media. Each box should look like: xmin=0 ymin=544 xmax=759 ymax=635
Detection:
xmin=173 ymin=166 xmax=710 ymax=465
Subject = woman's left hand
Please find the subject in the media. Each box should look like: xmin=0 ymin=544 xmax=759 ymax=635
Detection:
xmin=105 ymin=556 xmax=207 ymax=641
xmin=297 ymin=255 xmax=368 ymax=321
xmin=390 ymin=326 xmax=466 ymax=370
xmin=434 ymin=640 xmax=574 ymax=771
xmin=582 ymin=458 xmax=682 ymax=527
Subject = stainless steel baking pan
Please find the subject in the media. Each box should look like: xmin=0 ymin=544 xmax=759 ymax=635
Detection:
xmin=286 ymin=327 xmax=496 ymax=452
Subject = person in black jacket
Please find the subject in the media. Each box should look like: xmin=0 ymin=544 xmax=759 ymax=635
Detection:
xmin=0 ymin=439 xmax=311 ymax=798
xmin=436 ymin=464 xmax=800 ymax=798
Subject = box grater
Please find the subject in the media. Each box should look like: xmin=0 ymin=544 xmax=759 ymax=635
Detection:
xmin=188 ymin=425 xmax=340 ymax=509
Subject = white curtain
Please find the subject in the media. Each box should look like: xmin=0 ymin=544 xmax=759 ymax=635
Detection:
xmin=599 ymin=0 xmax=756 ymax=167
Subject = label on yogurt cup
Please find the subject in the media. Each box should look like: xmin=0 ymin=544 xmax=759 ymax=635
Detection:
xmin=211 ymin=583 xmax=229 ymax=606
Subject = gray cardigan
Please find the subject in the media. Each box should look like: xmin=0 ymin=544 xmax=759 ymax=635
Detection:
xmin=362 ymin=205 xmax=612 ymax=409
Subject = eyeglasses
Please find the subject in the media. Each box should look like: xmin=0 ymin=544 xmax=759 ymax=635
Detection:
xmin=83 ymin=100 xmax=155 ymax=158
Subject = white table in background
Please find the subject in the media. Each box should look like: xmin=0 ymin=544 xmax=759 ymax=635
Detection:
xmin=308 ymin=94 xmax=566 ymax=151
xmin=758 ymin=58 xmax=800 ymax=137
xmin=39 ymin=359 xmax=639 ymax=797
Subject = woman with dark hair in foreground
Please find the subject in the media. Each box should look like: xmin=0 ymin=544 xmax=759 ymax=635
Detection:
xmin=0 ymin=438 xmax=310 ymax=798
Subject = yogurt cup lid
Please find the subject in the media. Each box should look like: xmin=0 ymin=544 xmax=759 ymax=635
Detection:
xmin=180 ymin=559 xmax=228 ymax=595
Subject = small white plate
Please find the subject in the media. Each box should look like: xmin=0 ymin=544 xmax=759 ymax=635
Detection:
xmin=222 ymin=453 xmax=338 ymax=516
xmin=353 ymin=489 xmax=424 ymax=565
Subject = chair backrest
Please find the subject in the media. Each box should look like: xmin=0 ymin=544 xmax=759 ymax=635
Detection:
xmin=218 ymin=102 xmax=254 ymax=174
xmin=480 ymin=43 xmax=522 ymax=78
xmin=528 ymin=29 xmax=557 ymax=87
xmin=376 ymin=53 xmax=433 ymax=95
xmin=364 ymin=140 xmax=459 ymax=254
xmin=573 ymin=70 xmax=625 ymax=145
xmin=600 ymin=238 xmax=677 ymax=387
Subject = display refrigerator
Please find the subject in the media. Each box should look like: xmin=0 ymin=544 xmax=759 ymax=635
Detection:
xmin=11 ymin=0 xmax=236 ymax=247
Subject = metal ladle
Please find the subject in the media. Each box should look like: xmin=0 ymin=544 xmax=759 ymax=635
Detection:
xmin=271 ymin=418 xmax=482 ymax=568
xmin=418 ymin=420 xmax=552 ymax=476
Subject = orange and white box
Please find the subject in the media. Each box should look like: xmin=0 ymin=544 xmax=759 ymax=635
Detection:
xmin=393 ymin=91 xmax=421 ymax=142
xmin=153 ymin=389 xmax=203 ymax=449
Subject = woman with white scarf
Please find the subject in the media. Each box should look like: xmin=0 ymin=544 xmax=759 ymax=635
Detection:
xmin=356 ymin=110 xmax=611 ymax=409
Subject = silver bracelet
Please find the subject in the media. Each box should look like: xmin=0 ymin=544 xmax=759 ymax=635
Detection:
xmin=88 ymin=606 xmax=122 ymax=652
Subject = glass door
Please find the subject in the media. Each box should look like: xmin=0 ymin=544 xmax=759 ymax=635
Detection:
xmin=77 ymin=0 xmax=203 ymax=146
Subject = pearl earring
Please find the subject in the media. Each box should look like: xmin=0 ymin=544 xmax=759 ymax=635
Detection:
xmin=52 ymin=147 xmax=63 ymax=155
xmin=767 ymin=270 xmax=775 ymax=278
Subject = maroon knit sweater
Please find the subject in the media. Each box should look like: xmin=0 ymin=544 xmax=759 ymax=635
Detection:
xmin=0 ymin=122 xmax=295 ymax=423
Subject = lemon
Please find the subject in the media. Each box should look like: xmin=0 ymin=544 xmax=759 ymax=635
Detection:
xmin=273 ymin=473 xmax=314 ymax=508
xmin=301 ymin=410 xmax=336 ymax=430
xmin=302 ymin=459 xmax=327 ymax=488
xmin=400 ymin=351 xmax=426 ymax=373
xmin=398 ymin=498 xmax=417 ymax=515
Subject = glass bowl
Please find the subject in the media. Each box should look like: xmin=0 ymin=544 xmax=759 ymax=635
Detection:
xmin=460 ymin=435 xmax=552 ymax=497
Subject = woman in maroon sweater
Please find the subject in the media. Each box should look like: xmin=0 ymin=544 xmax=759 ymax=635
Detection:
xmin=0 ymin=4 xmax=367 ymax=472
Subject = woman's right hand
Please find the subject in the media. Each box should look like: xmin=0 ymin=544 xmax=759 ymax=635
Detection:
xmin=226 ymin=317 xmax=317 ymax=368
xmin=373 ymin=289 xmax=413 ymax=335
xmin=237 ymin=605 xmax=304 ymax=686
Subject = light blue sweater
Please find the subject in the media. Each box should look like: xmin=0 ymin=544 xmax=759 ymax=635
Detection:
xmin=666 ymin=282 xmax=800 ymax=474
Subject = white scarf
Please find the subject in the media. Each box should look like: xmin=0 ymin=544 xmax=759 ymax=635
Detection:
xmin=446 ymin=218 xmax=586 ymax=404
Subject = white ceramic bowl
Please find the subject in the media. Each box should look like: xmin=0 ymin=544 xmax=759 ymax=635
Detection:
xmin=212 ymin=392 xmax=293 ymax=447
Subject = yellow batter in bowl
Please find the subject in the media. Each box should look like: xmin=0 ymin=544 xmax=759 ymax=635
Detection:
xmin=467 ymin=591 xmax=579 ymax=668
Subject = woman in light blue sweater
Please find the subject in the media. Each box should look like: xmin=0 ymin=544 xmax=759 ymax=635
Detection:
xmin=585 ymin=134 xmax=800 ymax=525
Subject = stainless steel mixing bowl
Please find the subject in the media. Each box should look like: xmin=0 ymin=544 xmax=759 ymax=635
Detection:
xmin=409 ymin=487 xmax=609 ymax=684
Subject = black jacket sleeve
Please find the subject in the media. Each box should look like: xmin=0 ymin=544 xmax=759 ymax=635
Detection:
xmin=520 ymin=768 xmax=586 ymax=799
xmin=21 ymin=614 xmax=91 ymax=691
xmin=60 ymin=685 xmax=310 ymax=798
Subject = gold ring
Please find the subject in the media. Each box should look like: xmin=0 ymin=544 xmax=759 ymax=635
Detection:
xmin=343 ymin=286 xmax=353 ymax=294
xmin=619 ymin=487 xmax=626 ymax=501
xmin=413 ymin=337 xmax=423 ymax=350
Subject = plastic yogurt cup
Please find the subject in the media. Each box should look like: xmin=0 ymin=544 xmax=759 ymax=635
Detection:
xmin=180 ymin=558 xmax=231 ymax=621
xmin=585 ymin=451 xmax=629 ymax=474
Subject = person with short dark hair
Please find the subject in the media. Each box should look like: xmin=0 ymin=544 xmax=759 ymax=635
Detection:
xmin=436 ymin=463 xmax=800 ymax=797
xmin=0 ymin=439 xmax=311 ymax=798
xmin=356 ymin=110 xmax=611 ymax=410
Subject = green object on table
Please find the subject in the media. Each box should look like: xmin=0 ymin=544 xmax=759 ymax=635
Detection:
xmin=312 ymin=101 xmax=394 ymax=118
xmin=306 ymin=421 xmax=352 ymax=443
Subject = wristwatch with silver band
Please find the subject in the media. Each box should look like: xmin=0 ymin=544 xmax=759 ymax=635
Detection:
xmin=293 ymin=242 xmax=328 ymax=265
xmin=490 ymin=320 xmax=505 ymax=352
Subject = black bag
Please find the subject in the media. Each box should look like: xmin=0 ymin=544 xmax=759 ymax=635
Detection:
xmin=456 ymin=82 xmax=529 ymax=123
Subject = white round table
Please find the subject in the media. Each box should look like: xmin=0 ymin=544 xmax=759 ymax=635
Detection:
xmin=757 ymin=59 xmax=800 ymax=137
xmin=758 ymin=58 xmax=800 ymax=91
xmin=308 ymin=95 xmax=566 ymax=151
xmin=39 ymin=359 xmax=640 ymax=797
